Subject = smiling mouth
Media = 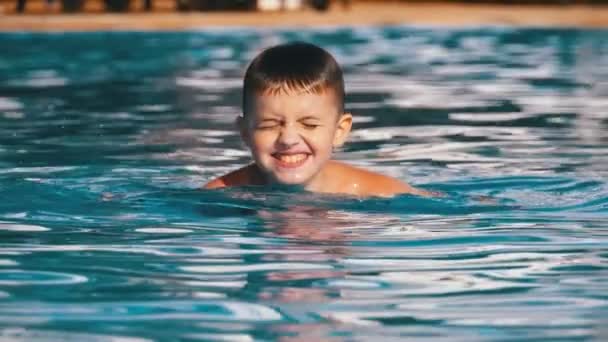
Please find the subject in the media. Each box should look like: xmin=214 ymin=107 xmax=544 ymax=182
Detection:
xmin=273 ymin=153 xmax=310 ymax=168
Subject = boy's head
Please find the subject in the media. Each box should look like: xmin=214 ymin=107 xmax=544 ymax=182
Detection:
xmin=242 ymin=42 xmax=345 ymax=116
xmin=238 ymin=42 xmax=352 ymax=190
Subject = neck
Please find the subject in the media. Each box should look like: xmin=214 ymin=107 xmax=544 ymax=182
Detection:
xmin=251 ymin=163 xmax=330 ymax=193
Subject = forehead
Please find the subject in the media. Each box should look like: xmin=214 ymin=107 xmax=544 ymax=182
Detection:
xmin=248 ymin=88 xmax=341 ymax=118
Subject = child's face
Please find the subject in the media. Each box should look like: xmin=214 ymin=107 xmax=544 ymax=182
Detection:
xmin=240 ymin=89 xmax=352 ymax=189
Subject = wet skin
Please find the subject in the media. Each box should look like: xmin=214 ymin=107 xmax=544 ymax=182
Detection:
xmin=205 ymin=89 xmax=428 ymax=197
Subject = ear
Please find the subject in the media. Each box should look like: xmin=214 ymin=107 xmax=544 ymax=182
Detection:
xmin=237 ymin=115 xmax=251 ymax=148
xmin=332 ymin=112 xmax=353 ymax=148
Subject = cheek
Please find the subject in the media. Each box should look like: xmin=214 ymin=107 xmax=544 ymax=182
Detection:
xmin=250 ymin=132 xmax=275 ymax=152
xmin=308 ymin=129 xmax=336 ymax=152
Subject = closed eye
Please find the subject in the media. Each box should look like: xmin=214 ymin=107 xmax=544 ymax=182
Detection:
xmin=257 ymin=119 xmax=281 ymax=130
xmin=257 ymin=124 xmax=279 ymax=130
xmin=301 ymin=122 xmax=320 ymax=129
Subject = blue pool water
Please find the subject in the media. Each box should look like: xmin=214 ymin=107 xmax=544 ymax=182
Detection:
xmin=0 ymin=27 xmax=607 ymax=341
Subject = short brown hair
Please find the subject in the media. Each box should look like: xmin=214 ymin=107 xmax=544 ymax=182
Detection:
xmin=242 ymin=42 xmax=345 ymax=116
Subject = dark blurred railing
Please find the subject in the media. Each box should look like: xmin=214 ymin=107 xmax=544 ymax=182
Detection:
xmin=5 ymin=0 xmax=607 ymax=14
xmin=8 ymin=0 xmax=334 ymax=13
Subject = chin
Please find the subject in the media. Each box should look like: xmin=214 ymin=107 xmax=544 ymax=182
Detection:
xmin=272 ymin=175 xmax=310 ymax=186
xmin=258 ymin=163 xmax=310 ymax=184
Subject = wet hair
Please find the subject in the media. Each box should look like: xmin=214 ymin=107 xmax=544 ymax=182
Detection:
xmin=242 ymin=42 xmax=345 ymax=116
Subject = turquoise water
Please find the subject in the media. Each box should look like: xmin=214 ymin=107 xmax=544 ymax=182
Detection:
xmin=0 ymin=27 xmax=607 ymax=341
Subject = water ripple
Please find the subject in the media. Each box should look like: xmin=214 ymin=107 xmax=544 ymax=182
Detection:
xmin=0 ymin=301 xmax=282 ymax=322
xmin=0 ymin=270 xmax=87 ymax=286
xmin=0 ymin=27 xmax=607 ymax=341
xmin=0 ymin=222 xmax=50 ymax=232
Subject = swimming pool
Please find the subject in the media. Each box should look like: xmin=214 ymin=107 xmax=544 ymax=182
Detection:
xmin=0 ymin=27 xmax=607 ymax=341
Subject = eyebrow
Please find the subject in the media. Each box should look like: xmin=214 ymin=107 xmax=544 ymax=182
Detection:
xmin=255 ymin=115 xmax=282 ymax=123
xmin=298 ymin=116 xmax=321 ymax=121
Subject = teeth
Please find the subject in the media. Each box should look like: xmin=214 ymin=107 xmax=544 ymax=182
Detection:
xmin=278 ymin=154 xmax=307 ymax=164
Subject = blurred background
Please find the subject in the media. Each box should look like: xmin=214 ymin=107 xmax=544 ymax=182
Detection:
xmin=1 ymin=0 xmax=607 ymax=31
xmin=1 ymin=0 xmax=607 ymax=16
xmin=4 ymin=0 xmax=333 ymax=13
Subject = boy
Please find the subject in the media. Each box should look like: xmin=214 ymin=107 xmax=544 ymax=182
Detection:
xmin=205 ymin=42 xmax=429 ymax=198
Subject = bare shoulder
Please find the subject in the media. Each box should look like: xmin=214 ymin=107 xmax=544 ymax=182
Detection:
xmin=203 ymin=176 xmax=227 ymax=189
xmin=203 ymin=164 xmax=261 ymax=190
xmin=331 ymin=161 xmax=431 ymax=197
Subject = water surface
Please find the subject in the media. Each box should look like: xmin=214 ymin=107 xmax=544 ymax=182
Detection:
xmin=0 ymin=27 xmax=607 ymax=341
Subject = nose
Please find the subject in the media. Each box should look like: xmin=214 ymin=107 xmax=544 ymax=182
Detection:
xmin=276 ymin=124 xmax=300 ymax=148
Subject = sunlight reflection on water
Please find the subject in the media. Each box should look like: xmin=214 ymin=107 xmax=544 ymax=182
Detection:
xmin=0 ymin=27 xmax=607 ymax=341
